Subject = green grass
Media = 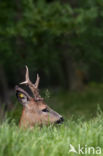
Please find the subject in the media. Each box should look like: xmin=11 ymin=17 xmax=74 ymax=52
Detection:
xmin=1 ymin=84 xmax=103 ymax=156
xmin=0 ymin=113 xmax=103 ymax=156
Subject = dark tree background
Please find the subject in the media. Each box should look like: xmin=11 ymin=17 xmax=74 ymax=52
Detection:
xmin=0 ymin=0 xmax=103 ymax=108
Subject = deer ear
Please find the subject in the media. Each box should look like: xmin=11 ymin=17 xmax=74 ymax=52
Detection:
xmin=15 ymin=86 xmax=31 ymax=105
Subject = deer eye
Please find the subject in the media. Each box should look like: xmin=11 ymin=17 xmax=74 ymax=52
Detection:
xmin=42 ymin=108 xmax=49 ymax=112
xmin=18 ymin=93 xmax=25 ymax=99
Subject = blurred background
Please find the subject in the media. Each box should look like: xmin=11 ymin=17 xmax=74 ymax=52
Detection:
xmin=0 ymin=0 xmax=103 ymax=122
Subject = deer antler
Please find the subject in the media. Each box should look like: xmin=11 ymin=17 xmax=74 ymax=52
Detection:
xmin=20 ymin=65 xmax=43 ymax=101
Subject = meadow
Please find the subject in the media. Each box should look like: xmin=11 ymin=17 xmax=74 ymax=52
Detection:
xmin=0 ymin=84 xmax=103 ymax=156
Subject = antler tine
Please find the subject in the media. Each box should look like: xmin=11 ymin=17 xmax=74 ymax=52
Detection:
xmin=34 ymin=74 xmax=40 ymax=89
xmin=20 ymin=65 xmax=30 ymax=85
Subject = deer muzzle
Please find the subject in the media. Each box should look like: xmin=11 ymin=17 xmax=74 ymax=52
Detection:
xmin=55 ymin=117 xmax=64 ymax=124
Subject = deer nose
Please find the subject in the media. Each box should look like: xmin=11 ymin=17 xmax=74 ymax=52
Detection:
xmin=60 ymin=117 xmax=64 ymax=122
xmin=56 ymin=117 xmax=64 ymax=124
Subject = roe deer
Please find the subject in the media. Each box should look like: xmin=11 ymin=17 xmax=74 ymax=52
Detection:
xmin=15 ymin=66 xmax=64 ymax=128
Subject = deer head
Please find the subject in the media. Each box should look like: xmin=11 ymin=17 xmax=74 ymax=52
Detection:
xmin=15 ymin=66 xmax=64 ymax=128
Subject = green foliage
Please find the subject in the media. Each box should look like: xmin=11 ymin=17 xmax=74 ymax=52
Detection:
xmin=1 ymin=0 xmax=103 ymax=85
xmin=6 ymin=102 xmax=22 ymax=125
xmin=48 ymin=84 xmax=103 ymax=119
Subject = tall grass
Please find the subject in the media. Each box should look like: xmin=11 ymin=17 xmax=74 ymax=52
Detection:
xmin=0 ymin=112 xmax=103 ymax=156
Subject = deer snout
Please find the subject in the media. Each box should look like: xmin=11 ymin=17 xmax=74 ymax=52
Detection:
xmin=56 ymin=117 xmax=64 ymax=124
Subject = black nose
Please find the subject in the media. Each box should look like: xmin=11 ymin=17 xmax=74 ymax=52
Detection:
xmin=56 ymin=117 xmax=64 ymax=124
xmin=60 ymin=117 xmax=64 ymax=122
